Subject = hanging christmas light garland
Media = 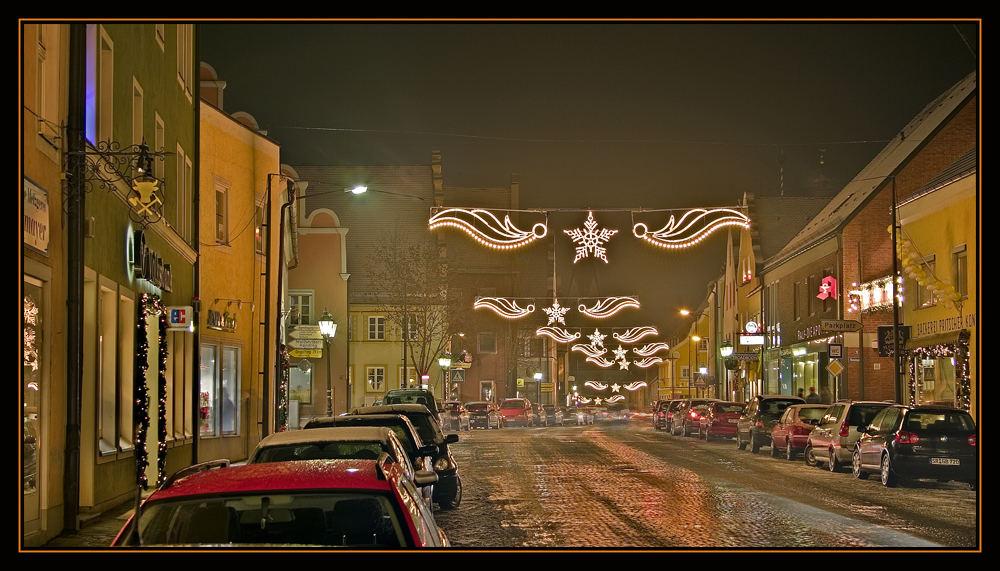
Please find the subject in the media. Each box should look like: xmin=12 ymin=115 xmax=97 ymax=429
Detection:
xmin=134 ymin=293 xmax=168 ymax=489
xmin=536 ymin=326 xmax=581 ymax=343
xmin=632 ymin=208 xmax=750 ymax=250
xmin=564 ymin=210 xmax=618 ymax=263
xmin=906 ymin=331 xmax=971 ymax=410
xmin=578 ymin=296 xmax=639 ymax=319
xmin=613 ymin=326 xmax=659 ymax=344
xmin=571 ymin=343 xmax=608 ymax=358
xmin=276 ymin=344 xmax=291 ymax=432
xmin=586 ymin=355 xmax=616 ymax=368
xmin=632 ymin=342 xmax=670 ymax=357
xmin=474 ymin=297 xmax=536 ymax=319
xmin=584 ymin=380 xmax=609 ymax=391
xmin=633 ymin=356 xmax=664 ymax=368
xmin=428 ymin=207 xmax=547 ymax=250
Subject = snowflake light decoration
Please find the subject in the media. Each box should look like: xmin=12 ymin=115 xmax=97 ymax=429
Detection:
xmin=588 ymin=328 xmax=607 ymax=348
xmin=564 ymin=211 xmax=618 ymax=263
xmin=542 ymin=299 xmax=570 ymax=325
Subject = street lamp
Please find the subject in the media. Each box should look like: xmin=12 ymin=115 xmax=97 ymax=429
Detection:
xmin=720 ymin=340 xmax=737 ymax=400
xmin=439 ymin=355 xmax=452 ymax=398
xmin=318 ymin=310 xmax=337 ymax=416
xmin=691 ymin=335 xmax=701 ymax=397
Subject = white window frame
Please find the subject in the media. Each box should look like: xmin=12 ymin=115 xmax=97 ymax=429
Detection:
xmin=154 ymin=23 xmax=165 ymax=51
xmin=914 ymin=255 xmax=937 ymax=309
xmin=952 ymin=245 xmax=968 ymax=299
xmin=366 ymin=366 xmax=386 ymax=393
xmin=132 ymin=76 xmax=143 ymax=147
xmin=153 ymin=113 xmax=164 ymax=182
xmin=98 ymin=26 xmax=114 ymax=143
xmin=368 ymin=316 xmax=386 ymax=341
xmin=214 ymin=181 xmax=230 ymax=245
xmin=176 ymin=23 xmax=193 ymax=101
xmin=199 ymin=342 xmax=242 ymax=438
xmin=398 ymin=366 xmax=417 ymax=389
xmin=288 ymin=290 xmax=314 ymax=326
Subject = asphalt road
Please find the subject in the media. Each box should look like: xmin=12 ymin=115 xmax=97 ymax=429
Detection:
xmin=433 ymin=421 xmax=979 ymax=549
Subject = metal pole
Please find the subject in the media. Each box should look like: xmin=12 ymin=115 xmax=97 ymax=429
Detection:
xmin=326 ymin=337 xmax=333 ymax=416
xmin=857 ymin=242 xmax=865 ymax=400
xmin=890 ymin=177 xmax=903 ymax=403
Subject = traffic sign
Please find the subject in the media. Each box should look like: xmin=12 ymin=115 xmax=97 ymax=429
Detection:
xmin=517 ymin=377 xmax=524 ymax=387
xmin=826 ymin=358 xmax=844 ymax=377
xmin=289 ymin=338 xmax=324 ymax=350
xmin=821 ymin=319 xmax=862 ymax=332
xmin=449 ymin=369 xmax=465 ymax=383
xmin=290 ymin=327 xmax=324 ymax=339
xmin=828 ymin=343 xmax=843 ymax=358
xmin=289 ymin=349 xmax=322 ymax=358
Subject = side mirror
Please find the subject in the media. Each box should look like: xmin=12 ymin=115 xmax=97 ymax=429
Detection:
xmin=445 ymin=433 xmax=459 ymax=444
xmin=414 ymin=470 xmax=439 ymax=487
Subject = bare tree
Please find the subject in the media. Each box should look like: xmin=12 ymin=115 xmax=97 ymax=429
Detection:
xmin=368 ymin=228 xmax=456 ymax=387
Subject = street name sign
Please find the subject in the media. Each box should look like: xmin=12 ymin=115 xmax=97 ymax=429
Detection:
xmin=821 ymin=319 xmax=862 ymax=332
xmin=290 ymin=327 xmax=324 ymax=339
xmin=289 ymin=338 xmax=324 ymax=350
xmin=289 ymin=349 xmax=322 ymax=358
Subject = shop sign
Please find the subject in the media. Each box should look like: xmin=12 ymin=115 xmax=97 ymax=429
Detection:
xmin=23 ymin=179 xmax=49 ymax=253
xmin=816 ymin=276 xmax=837 ymax=300
xmin=167 ymin=305 xmax=194 ymax=331
xmin=739 ymin=334 xmax=765 ymax=345
xmin=877 ymin=326 xmax=911 ymax=357
xmin=732 ymin=352 xmax=760 ymax=361
xmin=744 ymin=321 xmax=760 ymax=334
xmin=130 ymin=231 xmax=173 ymax=292
xmin=796 ymin=324 xmax=824 ymax=341
xmin=914 ymin=313 xmax=976 ymax=338
xmin=540 ymin=383 xmax=553 ymax=392
xmin=206 ymin=309 xmax=236 ymax=332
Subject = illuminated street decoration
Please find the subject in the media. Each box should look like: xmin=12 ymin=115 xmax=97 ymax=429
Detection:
xmin=586 ymin=356 xmax=615 ymax=368
xmin=612 ymin=345 xmax=629 ymax=362
xmin=593 ymin=397 xmax=604 ymax=405
xmin=542 ymin=299 xmax=571 ymax=325
xmin=429 ymin=207 xmax=547 ymax=250
xmin=633 ymin=208 xmax=750 ymax=250
xmin=613 ymin=326 xmax=659 ymax=344
xmin=564 ymin=210 xmax=618 ymax=263
xmin=605 ymin=395 xmax=625 ymax=404
xmin=535 ymin=326 xmax=580 ymax=343
xmin=578 ymin=397 xmax=593 ymax=404
xmin=571 ymin=343 xmax=608 ymax=358
xmin=473 ymin=297 xmax=535 ymax=319
xmin=610 ymin=383 xmax=621 ymax=393
xmin=578 ymin=296 xmax=639 ymax=318
xmin=633 ymin=356 xmax=664 ymax=368
xmin=617 ymin=359 xmax=631 ymax=370
xmin=584 ymin=381 xmax=609 ymax=391
xmin=632 ymin=342 xmax=670 ymax=357
xmin=623 ymin=381 xmax=648 ymax=391
xmin=587 ymin=328 xmax=607 ymax=348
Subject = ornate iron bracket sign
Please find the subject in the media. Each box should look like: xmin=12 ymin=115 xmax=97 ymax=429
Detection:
xmin=68 ymin=139 xmax=171 ymax=227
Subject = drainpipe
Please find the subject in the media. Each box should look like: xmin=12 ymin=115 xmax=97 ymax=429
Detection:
xmin=63 ymin=22 xmax=87 ymax=532
xmin=271 ymin=179 xmax=296 ymax=434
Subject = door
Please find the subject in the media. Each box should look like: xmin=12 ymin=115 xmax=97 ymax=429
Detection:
xmin=23 ymin=278 xmax=44 ymax=530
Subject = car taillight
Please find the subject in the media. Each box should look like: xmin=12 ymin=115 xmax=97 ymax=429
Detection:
xmin=895 ymin=431 xmax=919 ymax=444
xmin=968 ymin=435 xmax=976 ymax=446
xmin=839 ymin=419 xmax=850 ymax=438
xmin=690 ymin=411 xmax=698 ymax=418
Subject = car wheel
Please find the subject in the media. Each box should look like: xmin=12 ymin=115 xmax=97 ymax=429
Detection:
xmin=439 ymin=476 xmax=462 ymax=510
xmin=785 ymin=441 xmax=795 ymax=461
xmin=770 ymin=441 xmax=779 ymax=457
xmin=828 ymin=449 xmax=841 ymax=472
xmin=804 ymin=444 xmax=817 ymax=467
xmin=751 ymin=434 xmax=761 ymax=454
xmin=880 ymin=453 xmax=898 ymax=487
xmin=852 ymin=449 xmax=868 ymax=480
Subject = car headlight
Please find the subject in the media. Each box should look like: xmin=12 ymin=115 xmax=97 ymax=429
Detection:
xmin=434 ymin=457 xmax=453 ymax=471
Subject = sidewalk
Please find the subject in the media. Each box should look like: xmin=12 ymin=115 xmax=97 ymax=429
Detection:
xmin=39 ymin=498 xmax=137 ymax=550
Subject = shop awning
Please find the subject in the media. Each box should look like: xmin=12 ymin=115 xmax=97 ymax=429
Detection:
xmin=905 ymin=329 xmax=970 ymax=350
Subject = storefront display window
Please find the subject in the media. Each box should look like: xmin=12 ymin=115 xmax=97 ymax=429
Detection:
xmin=199 ymin=343 xmax=241 ymax=437
xmin=914 ymin=356 xmax=957 ymax=406
xmin=23 ymin=283 xmax=42 ymax=498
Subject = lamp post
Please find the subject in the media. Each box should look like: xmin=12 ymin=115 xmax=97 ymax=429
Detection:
xmin=534 ymin=371 xmax=543 ymax=404
xmin=720 ymin=340 xmax=734 ymax=400
xmin=318 ymin=310 xmax=337 ymax=416
xmin=691 ymin=335 xmax=701 ymax=397
xmin=438 ymin=355 xmax=452 ymax=400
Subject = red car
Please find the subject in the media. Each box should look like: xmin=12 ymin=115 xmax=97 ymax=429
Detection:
xmin=698 ymin=401 xmax=746 ymax=441
xmin=111 ymin=457 xmax=449 ymax=547
xmin=499 ymin=397 xmax=533 ymax=427
xmin=769 ymin=404 xmax=828 ymax=460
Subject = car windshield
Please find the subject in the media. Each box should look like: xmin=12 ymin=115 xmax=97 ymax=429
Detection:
xmin=759 ymin=399 xmax=799 ymax=418
xmin=466 ymin=403 xmax=488 ymax=411
xmin=135 ymin=492 xmax=407 ymax=547
xmin=715 ymin=404 xmax=744 ymax=414
xmin=501 ymin=400 xmax=526 ymax=409
xmin=797 ymin=407 xmax=826 ymax=421
xmin=846 ymin=404 xmax=891 ymax=427
xmin=404 ymin=414 xmax=443 ymax=444
xmin=321 ymin=420 xmax=418 ymax=454
xmin=383 ymin=393 xmax=433 ymax=410
xmin=252 ymin=442 xmax=385 ymax=463
xmin=903 ymin=411 xmax=976 ymax=432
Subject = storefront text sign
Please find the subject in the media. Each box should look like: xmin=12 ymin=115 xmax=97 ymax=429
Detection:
xmin=206 ymin=309 xmax=236 ymax=332
xmin=816 ymin=276 xmax=837 ymax=300
xmin=23 ymin=179 xmax=49 ymax=253
xmin=130 ymin=231 xmax=173 ymax=292
xmin=914 ymin=313 xmax=976 ymax=338
xmin=877 ymin=326 xmax=911 ymax=357
xmin=167 ymin=305 xmax=194 ymax=330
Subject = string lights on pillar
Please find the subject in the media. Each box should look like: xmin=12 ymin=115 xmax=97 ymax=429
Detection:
xmin=134 ymin=293 xmax=168 ymax=489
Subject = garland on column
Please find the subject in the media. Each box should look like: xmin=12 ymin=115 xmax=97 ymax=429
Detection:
xmin=134 ymin=293 xmax=168 ymax=490
xmin=276 ymin=344 xmax=291 ymax=432
xmin=906 ymin=330 xmax=971 ymax=410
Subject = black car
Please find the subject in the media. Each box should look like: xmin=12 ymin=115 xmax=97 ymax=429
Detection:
xmin=736 ymin=394 xmax=806 ymax=453
xmin=303 ymin=413 xmax=438 ymax=473
xmin=670 ymin=398 xmax=721 ymax=436
xmin=349 ymin=404 xmax=463 ymax=509
xmin=382 ymin=389 xmax=442 ymax=422
xmin=852 ymin=405 xmax=977 ymax=489
xmin=441 ymin=400 xmax=471 ymax=431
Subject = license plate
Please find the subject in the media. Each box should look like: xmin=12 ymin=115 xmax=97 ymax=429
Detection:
xmin=728 ymin=419 xmax=738 ymax=424
xmin=930 ymin=458 xmax=960 ymax=466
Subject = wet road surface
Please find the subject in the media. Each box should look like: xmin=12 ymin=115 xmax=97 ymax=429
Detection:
xmin=434 ymin=422 xmax=979 ymax=549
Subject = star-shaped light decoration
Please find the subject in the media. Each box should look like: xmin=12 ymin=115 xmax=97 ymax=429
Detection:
xmin=612 ymin=345 xmax=629 ymax=362
xmin=617 ymin=359 xmax=630 ymax=370
xmin=542 ymin=299 xmax=570 ymax=325
xmin=611 ymin=383 xmax=621 ymax=393
xmin=593 ymin=397 xmax=603 ymax=405
xmin=564 ymin=210 xmax=618 ymax=263
xmin=588 ymin=328 xmax=606 ymax=348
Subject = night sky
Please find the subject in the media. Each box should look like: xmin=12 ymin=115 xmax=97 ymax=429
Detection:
xmin=199 ymin=20 xmax=978 ymax=338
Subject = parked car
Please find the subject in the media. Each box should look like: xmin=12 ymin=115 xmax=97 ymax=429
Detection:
xmin=670 ymin=398 xmax=721 ymax=436
xmin=592 ymin=406 xmax=610 ymax=423
xmin=661 ymin=400 xmax=686 ymax=433
xmin=804 ymin=400 xmax=894 ymax=472
xmin=852 ymin=405 xmax=977 ymax=489
xmin=736 ymin=394 xmax=806 ymax=453
xmin=769 ymin=404 xmax=828 ymax=459
xmin=111 ymin=458 xmax=449 ymax=547
xmin=440 ymin=400 xmax=471 ymax=432
xmin=349 ymin=404 xmax=462 ymax=510
xmin=652 ymin=399 xmax=676 ymax=431
xmin=698 ymin=401 xmax=746 ymax=441
xmin=303 ymin=414 xmax=439 ymax=506
xmin=382 ymin=389 xmax=442 ymax=423
xmin=542 ymin=404 xmax=563 ymax=426
xmin=532 ymin=403 xmax=548 ymax=426
xmin=556 ymin=407 xmax=573 ymax=425
xmin=572 ymin=406 xmax=595 ymax=425
xmin=466 ymin=401 xmax=503 ymax=429
xmin=499 ymin=398 xmax=533 ymax=427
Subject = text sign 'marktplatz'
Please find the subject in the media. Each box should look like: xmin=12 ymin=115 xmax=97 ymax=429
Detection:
xmin=130 ymin=230 xmax=173 ymax=292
